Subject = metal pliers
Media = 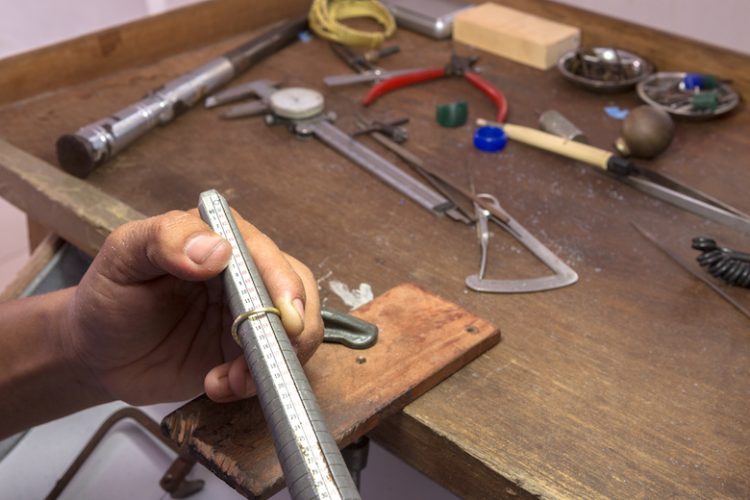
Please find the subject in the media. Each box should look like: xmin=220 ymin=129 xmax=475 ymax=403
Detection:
xmin=362 ymin=55 xmax=509 ymax=123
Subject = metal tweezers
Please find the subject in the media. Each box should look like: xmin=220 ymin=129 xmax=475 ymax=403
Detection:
xmin=491 ymin=121 xmax=750 ymax=236
xmin=615 ymin=167 xmax=750 ymax=235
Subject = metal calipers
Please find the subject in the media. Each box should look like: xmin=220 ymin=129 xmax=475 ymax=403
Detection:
xmin=206 ymin=80 xmax=577 ymax=293
xmin=206 ymin=79 xmax=469 ymax=223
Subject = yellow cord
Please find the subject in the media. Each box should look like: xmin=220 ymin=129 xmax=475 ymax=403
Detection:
xmin=309 ymin=0 xmax=396 ymax=48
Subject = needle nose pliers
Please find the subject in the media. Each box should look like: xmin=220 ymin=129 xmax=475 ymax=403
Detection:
xmin=362 ymin=54 xmax=509 ymax=123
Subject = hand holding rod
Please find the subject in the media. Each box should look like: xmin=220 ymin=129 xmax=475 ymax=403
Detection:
xmin=56 ymin=17 xmax=306 ymax=178
xmin=198 ymin=190 xmax=359 ymax=500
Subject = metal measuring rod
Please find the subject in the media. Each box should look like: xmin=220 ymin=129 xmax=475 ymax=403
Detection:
xmin=198 ymin=190 xmax=360 ymax=500
xmin=206 ymin=80 xmax=471 ymax=223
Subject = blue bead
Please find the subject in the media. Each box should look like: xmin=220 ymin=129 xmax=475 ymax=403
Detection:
xmin=473 ymin=126 xmax=507 ymax=152
xmin=683 ymin=73 xmax=704 ymax=90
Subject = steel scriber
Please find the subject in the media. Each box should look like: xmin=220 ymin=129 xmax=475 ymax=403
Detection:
xmin=478 ymin=119 xmax=750 ymax=235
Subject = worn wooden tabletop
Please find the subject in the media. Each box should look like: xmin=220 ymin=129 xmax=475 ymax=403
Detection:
xmin=1 ymin=0 xmax=749 ymax=497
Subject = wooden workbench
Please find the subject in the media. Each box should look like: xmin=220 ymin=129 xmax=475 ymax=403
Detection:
xmin=1 ymin=0 xmax=749 ymax=497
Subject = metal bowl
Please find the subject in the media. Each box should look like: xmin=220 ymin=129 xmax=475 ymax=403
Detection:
xmin=636 ymin=72 xmax=740 ymax=119
xmin=557 ymin=47 xmax=654 ymax=93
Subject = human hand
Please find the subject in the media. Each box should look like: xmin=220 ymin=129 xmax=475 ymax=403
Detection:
xmin=62 ymin=209 xmax=323 ymax=406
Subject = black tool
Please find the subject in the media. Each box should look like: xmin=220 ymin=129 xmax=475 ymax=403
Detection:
xmin=351 ymin=117 xmax=409 ymax=143
xmin=56 ymin=17 xmax=306 ymax=177
xmin=322 ymin=309 xmax=379 ymax=349
xmin=692 ymin=237 xmax=750 ymax=288
xmin=633 ymin=223 xmax=750 ymax=320
xmin=341 ymin=436 xmax=370 ymax=490
xmin=46 ymin=408 xmax=202 ymax=500
xmin=330 ymin=42 xmax=400 ymax=73
xmin=356 ymin=113 xmax=471 ymax=223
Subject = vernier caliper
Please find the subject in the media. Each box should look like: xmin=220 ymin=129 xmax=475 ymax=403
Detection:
xmin=205 ymin=80 xmax=471 ymax=223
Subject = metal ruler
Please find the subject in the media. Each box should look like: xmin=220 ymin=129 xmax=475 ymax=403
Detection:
xmin=302 ymin=119 xmax=454 ymax=215
xmin=198 ymin=190 xmax=359 ymax=500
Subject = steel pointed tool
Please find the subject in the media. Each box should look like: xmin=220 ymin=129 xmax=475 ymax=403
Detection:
xmin=323 ymin=67 xmax=428 ymax=87
xmin=477 ymin=119 xmax=750 ymax=236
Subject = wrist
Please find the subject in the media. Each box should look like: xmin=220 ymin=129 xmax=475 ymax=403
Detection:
xmin=0 ymin=288 xmax=108 ymax=439
xmin=56 ymin=287 xmax=112 ymax=407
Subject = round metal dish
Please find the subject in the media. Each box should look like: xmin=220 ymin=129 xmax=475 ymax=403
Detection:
xmin=636 ymin=72 xmax=740 ymax=119
xmin=557 ymin=47 xmax=654 ymax=93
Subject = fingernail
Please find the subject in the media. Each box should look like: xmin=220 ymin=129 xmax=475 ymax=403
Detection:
xmin=213 ymin=375 xmax=234 ymax=400
xmin=185 ymin=233 xmax=228 ymax=265
xmin=279 ymin=296 xmax=305 ymax=335
xmin=293 ymin=298 xmax=305 ymax=320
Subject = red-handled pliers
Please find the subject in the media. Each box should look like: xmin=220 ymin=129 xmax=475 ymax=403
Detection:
xmin=362 ymin=55 xmax=509 ymax=123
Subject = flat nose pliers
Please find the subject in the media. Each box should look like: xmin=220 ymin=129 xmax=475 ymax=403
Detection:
xmin=362 ymin=54 xmax=509 ymax=123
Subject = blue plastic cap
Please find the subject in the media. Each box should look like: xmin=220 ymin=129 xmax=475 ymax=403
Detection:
xmin=683 ymin=73 xmax=704 ymax=90
xmin=473 ymin=126 xmax=507 ymax=152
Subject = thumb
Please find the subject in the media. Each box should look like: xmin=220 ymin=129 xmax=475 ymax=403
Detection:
xmin=95 ymin=210 xmax=232 ymax=284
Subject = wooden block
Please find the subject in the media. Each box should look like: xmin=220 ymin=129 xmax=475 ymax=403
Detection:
xmin=162 ymin=283 xmax=501 ymax=498
xmin=453 ymin=2 xmax=580 ymax=70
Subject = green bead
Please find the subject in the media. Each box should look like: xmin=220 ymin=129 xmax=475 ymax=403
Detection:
xmin=692 ymin=92 xmax=718 ymax=111
xmin=436 ymin=101 xmax=468 ymax=128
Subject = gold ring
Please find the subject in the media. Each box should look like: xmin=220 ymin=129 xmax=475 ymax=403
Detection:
xmin=230 ymin=306 xmax=281 ymax=346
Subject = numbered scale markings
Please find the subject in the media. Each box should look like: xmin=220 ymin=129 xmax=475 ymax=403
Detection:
xmin=198 ymin=190 xmax=359 ymax=500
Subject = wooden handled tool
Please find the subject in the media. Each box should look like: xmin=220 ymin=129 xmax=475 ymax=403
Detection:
xmin=476 ymin=118 xmax=750 ymax=235
xmin=476 ymin=118 xmax=632 ymax=175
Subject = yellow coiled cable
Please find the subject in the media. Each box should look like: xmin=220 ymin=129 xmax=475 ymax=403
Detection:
xmin=309 ymin=0 xmax=396 ymax=48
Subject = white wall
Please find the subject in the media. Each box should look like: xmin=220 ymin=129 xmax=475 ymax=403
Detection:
xmin=554 ymin=0 xmax=750 ymax=55
xmin=0 ymin=0 xmax=204 ymax=58
xmin=2 ymin=1 xmax=747 ymax=58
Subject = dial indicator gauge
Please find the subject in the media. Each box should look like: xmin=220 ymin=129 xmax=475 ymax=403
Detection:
xmin=269 ymin=87 xmax=325 ymax=119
